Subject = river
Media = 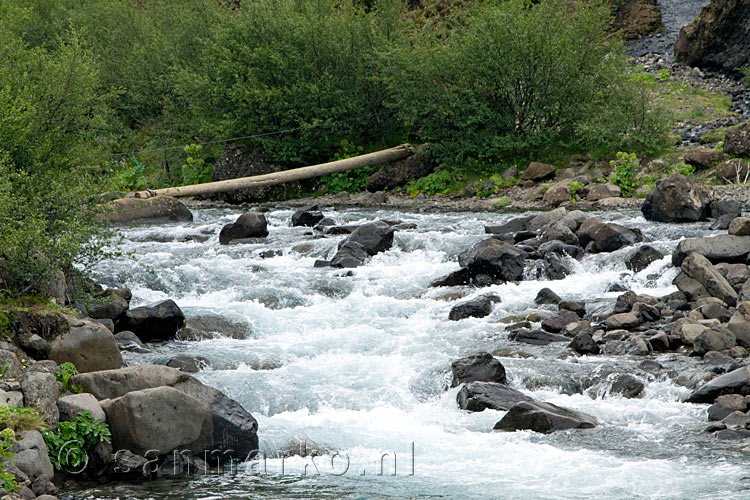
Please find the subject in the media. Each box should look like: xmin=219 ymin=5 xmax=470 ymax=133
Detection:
xmin=64 ymin=205 xmax=750 ymax=499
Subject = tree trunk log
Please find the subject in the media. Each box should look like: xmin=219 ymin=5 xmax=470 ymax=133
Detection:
xmin=134 ymin=144 xmax=415 ymax=199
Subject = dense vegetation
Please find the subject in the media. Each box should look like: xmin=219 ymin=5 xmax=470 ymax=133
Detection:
xmin=0 ymin=0 xmax=672 ymax=296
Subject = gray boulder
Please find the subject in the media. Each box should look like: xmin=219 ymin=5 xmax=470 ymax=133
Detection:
xmin=687 ymin=366 xmax=750 ymax=403
xmin=57 ymin=393 xmax=106 ymax=422
xmin=728 ymin=302 xmax=750 ymax=348
xmin=641 ymin=173 xmax=711 ymax=222
xmin=457 ymin=382 xmax=533 ymax=412
xmin=681 ymin=253 xmax=738 ymax=306
xmin=291 ymin=205 xmax=325 ymax=227
xmin=522 ymin=162 xmax=556 ymax=181
xmin=86 ymin=290 xmax=129 ymax=320
xmin=49 ymin=319 xmax=123 ymax=373
xmin=625 ymin=245 xmax=663 ymax=272
xmin=101 ymin=386 xmax=210 ymax=456
xmin=219 ymin=213 xmax=268 ymax=244
xmin=167 ymin=355 xmax=209 ymax=373
xmin=509 ymin=329 xmax=570 ymax=345
xmin=493 ymin=401 xmax=597 ymax=433
xmin=12 ymin=430 xmax=54 ymax=483
xmin=586 ymin=183 xmax=621 ymax=201
xmin=729 ymin=217 xmax=750 ymax=237
xmin=448 ymin=296 xmax=493 ymax=321
xmin=692 ymin=325 xmax=736 ymax=355
xmin=590 ymin=223 xmax=641 ymax=253
xmin=117 ymin=299 xmax=185 ymax=342
xmin=672 ymin=235 xmax=750 ymax=267
xmin=106 ymin=196 xmax=193 ymax=225
xmin=458 ymin=238 xmax=525 ymax=283
xmin=450 ymin=352 xmax=506 ymax=387
xmin=20 ymin=372 xmax=59 ymax=425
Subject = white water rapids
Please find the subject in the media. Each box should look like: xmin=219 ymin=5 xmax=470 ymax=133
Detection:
xmin=76 ymin=206 xmax=750 ymax=500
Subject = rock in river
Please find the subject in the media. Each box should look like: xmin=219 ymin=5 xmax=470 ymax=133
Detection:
xmin=493 ymin=401 xmax=597 ymax=433
xmin=451 ymin=352 xmax=507 ymax=387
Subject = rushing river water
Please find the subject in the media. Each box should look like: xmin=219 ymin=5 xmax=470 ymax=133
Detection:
xmin=73 ymin=206 xmax=750 ymax=500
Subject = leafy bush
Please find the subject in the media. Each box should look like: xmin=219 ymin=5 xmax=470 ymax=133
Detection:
xmin=493 ymin=197 xmax=511 ymax=209
xmin=43 ymin=411 xmax=111 ymax=473
xmin=569 ymin=180 xmax=585 ymax=200
xmin=610 ymin=152 xmax=639 ymax=196
xmin=0 ymin=428 xmax=17 ymax=492
xmin=54 ymin=362 xmax=82 ymax=395
xmin=181 ymin=144 xmax=211 ymax=186
xmin=0 ymin=406 xmax=46 ymax=436
xmin=408 ymin=169 xmax=462 ymax=196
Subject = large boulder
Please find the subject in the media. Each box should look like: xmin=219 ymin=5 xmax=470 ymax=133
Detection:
xmin=324 ymin=221 xmax=395 ymax=268
xmin=692 ymin=325 xmax=736 ymax=355
xmin=589 ymin=223 xmax=641 ymax=253
xmin=674 ymin=0 xmax=750 ymax=75
xmin=366 ymin=149 xmax=435 ymax=191
xmin=12 ymin=430 xmax=54 ymax=483
xmin=686 ymin=366 xmax=750 ymax=403
xmin=20 ymin=372 xmax=59 ymax=425
xmin=681 ymin=253 xmax=738 ymax=306
xmin=49 ymin=318 xmax=123 ymax=372
xmin=70 ymin=365 xmax=259 ymax=462
xmin=625 ymin=245 xmax=663 ymax=272
xmin=728 ymin=302 xmax=750 ymax=348
xmin=521 ymin=162 xmax=555 ymax=181
xmin=542 ymin=180 xmax=572 ymax=207
xmin=291 ymin=205 xmax=325 ymax=227
xmin=450 ymin=352 xmax=506 ymax=387
xmin=672 ymin=235 xmax=750 ymax=267
xmin=219 ymin=212 xmax=268 ymax=244
xmin=448 ymin=296 xmax=493 ymax=321
xmin=117 ymin=299 xmax=185 ymax=342
xmin=724 ymin=123 xmax=750 ymax=157
xmin=684 ymin=149 xmax=728 ymax=170
xmin=493 ymin=401 xmax=597 ymax=433
xmin=457 ymin=382 xmax=533 ymax=412
xmin=613 ymin=0 xmax=663 ymax=40
xmin=211 ymin=145 xmax=282 ymax=203
xmin=485 ymin=215 xmax=535 ymax=235
xmin=102 ymin=386 xmax=210 ymax=456
xmin=729 ymin=217 xmax=750 ymax=237
xmin=457 ymin=238 xmax=525 ymax=284
xmin=641 ymin=173 xmax=711 ymax=222
xmin=585 ymin=183 xmax=621 ymax=201
xmin=106 ymin=196 xmax=193 ymax=225
xmin=86 ymin=290 xmax=130 ymax=321
xmin=57 ymin=393 xmax=106 ymax=422
xmin=716 ymin=159 xmax=750 ymax=183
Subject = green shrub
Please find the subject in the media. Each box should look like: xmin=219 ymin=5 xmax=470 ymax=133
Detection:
xmin=610 ymin=152 xmax=639 ymax=196
xmin=408 ymin=169 xmax=462 ymax=196
xmin=674 ymin=162 xmax=695 ymax=177
xmin=569 ymin=180 xmax=585 ymax=200
xmin=54 ymin=362 xmax=82 ymax=395
xmin=0 ymin=427 xmax=17 ymax=492
xmin=43 ymin=411 xmax=111 ymax=473
xmin=0 ymin=406 xmax=46 ymax=436
xmin=493 ymin=197 xmax=511 ymax=209
xmin=180 ymin=144 xmax=211 ymax=186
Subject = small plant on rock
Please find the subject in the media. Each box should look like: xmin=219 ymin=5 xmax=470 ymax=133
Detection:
xmin=54 ymin=362 xmax=82 ymax=395
xmin=569 ymin=180 xmax=584 ymax=200
xmin=0 ymin=428 xmax=17 ymax=492
xmin=43 ymin=411 xmax=111 ymax=473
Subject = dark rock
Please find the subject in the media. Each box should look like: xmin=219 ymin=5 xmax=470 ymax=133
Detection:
xmin=613 ymin=0 xmax=663 ymax=40
xmin=324 ymin=225 xmax=359 ymax=235
xmin=219 ymin=213 xmax=268 ymax=244
xmin=366 ymin=149 xmax=435 ymax=191
xmin=728 ymin=301 xmax=750 ymax=348
xmin=450 ymin=352 xmax=507 ymax=387
xmin=87 ymin=290 xmax=129 ymax=321
xmin=509 ymin=329 xmax=570 ymax=345
xmin=528 ymin=207 xmax=568 ymax=232
xmin=522 ymin=162 xmax=556 ymax=181
xmin=641 ymin=173 xmax=711 ymax=223
xmin=648 ymin=331 xmax=670 ymax=351
xmin=710 ymin=199 xmax=742 ymax=219
xmin=485 ymin=215 xmax=535 ymax=235
xmin=458 ymin=238 xmax=526 ymax=283
xmin=167 ymin=355 xmax=210 ymax=373
xmin=540 ymin=225 xmax=579 ymax=246
xmin=117 ymin=299 xmax=186 ymax=342
xmin=610 ymin=374 xmax=645 ymax=398
xmin=632 ymin=302 xmax=660 ymax=322
xmin=448 ymin=296 xmax=493 ymax=321
xmin=625 ymin=245 xmax=663 ymax=272
xmin=708 ymin=394 xmax=747 ymax=421
xmin=715 ymin=429 xmax=750 ymax=440
xmin=430 ymin=268 xmax=471 ymax=287
xmin=291 ymin=205 xmax=325 ymax=227
xmin=672 ymin=235 xmax=750 ymax=267
xmin=543 ymin=252 xmax=572 ymax=280
xmin=457 ymin=382 xmax=533 ymax=412
xmin=724 ymin=122 xmax=750 ymax=157
xmin=534 ymin=287 xmax=561 ymax=305
xmin=575 ymin=218 xmax=604 ymax=248
xmin=329 ymin=240 xmax=369 ymax=268
xmin=685 ymin=149 xmax=728 ymax=170
xmin=538 ymin=240 xmax=584 ymax=259
xmin=541 ymin=310 xmax=580 ymax=333
xmin=106 ymin=196 xmax=193 ymax=225
xmin=711 ymin=214 xmax=738 ymax=230
xmin=212 ymin=145 xmax=282 ymax=203
xmin=569 ymin=332 xmax=600 ymax=355
xmin=514 ymin=230 xmax=537 ymax=243
xmin=590 ymin=223 xmax=641 ymax=253
xmin=559 ymin=301 xmax=586 ymax=318
xmin=493 ymin=400 xmax=597 ymax=433
xmin=686 ymin=366 xmax=750 ymax=403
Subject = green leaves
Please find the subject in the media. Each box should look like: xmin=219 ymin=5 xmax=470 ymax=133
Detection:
xmin=43 ymin=411 xmax=111 ymax=473
xmin=54 ymin=362 xmax=82 ymax=395
xmin=610 ymin=152 xmax=639 ymax=197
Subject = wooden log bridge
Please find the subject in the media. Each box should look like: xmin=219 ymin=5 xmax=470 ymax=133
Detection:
xmin=134 ymin=143 xmax=415 ymax=199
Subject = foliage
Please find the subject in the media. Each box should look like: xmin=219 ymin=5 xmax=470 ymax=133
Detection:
xmin=181 ymin=144 xmax=211 ymax=186
xmin=0 ymin=427 xmax=17 ymax=492
xmin=569 ymin=180 xmax=585 ymax=200
xmin=0 ymin=406 xmax=46 ymax=436
xmin=43 ymin=411 xmax=111 ymax=473
xmin=610 ymin=152 xmax=639 ymax=196
xmin=320 ymin=140 xmax=374 ymax=193
xmin=741 ymin=67 xmax=750 ymax=87
xmin=408 ymin=168 xmax=463 ymax=196
xmin=0 ymin=18 xmax=114 ymax=297
xmin=54 ymin=362 xmax=82 ymax=395
xmin=492 ymin=197 xmax=511 ymax=209
xmin=674 ymin=162 xmax=695 ymax=177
